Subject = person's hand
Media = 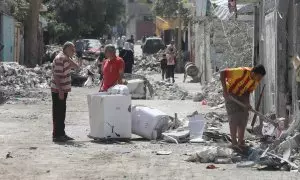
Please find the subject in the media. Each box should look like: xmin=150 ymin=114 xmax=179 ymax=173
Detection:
xmin=246 ymin=104 xmax=253 ymax=111
xmin=59 ymin=90 xmax=64 ymax=100
xmin=223 ymin=91 xmax=229 ymax=99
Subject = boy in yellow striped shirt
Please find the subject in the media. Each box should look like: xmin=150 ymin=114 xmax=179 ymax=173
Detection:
xmin=220 ymin=65 xmax=266 ymax=150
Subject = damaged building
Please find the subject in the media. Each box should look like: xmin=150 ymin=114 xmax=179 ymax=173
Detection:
xmin=253 ymin=0 xmax=300 ymax=122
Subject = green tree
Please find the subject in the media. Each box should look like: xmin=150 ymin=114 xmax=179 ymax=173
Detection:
xmin=153 ymin=0 xmax=191 ymax=26
xmin=45 ymin=0 xmax=125 ymax=43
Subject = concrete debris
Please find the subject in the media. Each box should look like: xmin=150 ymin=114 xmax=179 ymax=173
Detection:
xmin=236 ymin=161 xmax=256 ymax=168
xmin=0 ymin=62 xmax=52 ymax=102
xmin=156 ymin=151 xmax=172 ymax=155
xmin=133 ymin=54 xmax=161 ymax=74
xmin=162 ymin=130 xmax=190 ymax=144
xmin=202 ymin=74 xmax=224 ymax=107
xmin=204 ymin=112 xmax=228 ymax=123
xmin=186 ymin=146 xmax=234 ymax=164
xmin=43 ymin=45 xmax=62 ymax=63
xmin=206 ymin=164 xmax=218 ymax=169
xmin=193 ymin=92 xmax=205 ymax=102
xmin=151 ymin=81 xmax=191 ymax=100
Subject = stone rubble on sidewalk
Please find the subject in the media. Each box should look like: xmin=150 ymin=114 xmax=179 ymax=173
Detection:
xmin=201 ymin=73 xmax=224 ymax=107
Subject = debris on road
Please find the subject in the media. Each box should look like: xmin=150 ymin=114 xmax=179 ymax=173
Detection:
xmin=151 ymin=80 xmax=191 ymax=100
xmin=6 ymin=152 xmax=13 ymax=159
xmin=133 ymin=54 xmax=161 ymax=74
xmin=206 ymin=164 xmax=218 ymax=169
xmin=202 ymin=74 xmax=224 ymax=107
xmin=186 ymin=146 xmax=234 ymax=164
xmin=156 ymin=151 xmax=172 ymax=155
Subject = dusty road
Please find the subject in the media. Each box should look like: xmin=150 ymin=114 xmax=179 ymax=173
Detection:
xmin=0 ymin=74 xmax=299 ymax=180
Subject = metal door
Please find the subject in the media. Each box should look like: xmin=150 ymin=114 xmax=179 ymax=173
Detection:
xmin=1 ymin=14 xmax=15 ymax=62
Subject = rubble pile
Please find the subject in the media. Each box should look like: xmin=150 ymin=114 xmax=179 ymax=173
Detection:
xmin=43 ymin=45 xmax=62 ymax=63
xmin=0 ymin=62 xmax=52 ymax=100
xmin=133 ymin=54 xmax=161 ymax=74
xmin=151 ymin=80 xmax=191 ymax=100
xmin=202 ymin=74 xmax=224 ymax=107
xmin=211 ymin=19 xmax=253 ymax=69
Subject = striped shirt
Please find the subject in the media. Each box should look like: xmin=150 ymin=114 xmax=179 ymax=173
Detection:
xmin=225 ymin=67 xmax=260 ymax=96
xmin=51 ymin=52 xmax=72 ymax=93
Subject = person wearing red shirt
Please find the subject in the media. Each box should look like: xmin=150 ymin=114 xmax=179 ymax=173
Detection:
xmin=100 ymin=44 xmax=125 ymax=92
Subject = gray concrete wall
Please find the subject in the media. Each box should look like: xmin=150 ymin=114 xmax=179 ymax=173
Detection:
xmin=262 ymin=11 xmax=277 ymax=114
xmin=126 ymin=0 xmax=153 ymax=39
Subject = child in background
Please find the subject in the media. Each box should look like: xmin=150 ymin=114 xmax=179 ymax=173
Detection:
xmin=160 ymin=54 xmax=167 ymax=80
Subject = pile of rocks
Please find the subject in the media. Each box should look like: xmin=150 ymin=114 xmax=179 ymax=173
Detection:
xmin=0 ymin=62 xmax=52 ymax=101
xmin=151 ymin=80 xmax=191 ymax=100
xmin=43 ymin=45 xmax=62 ymax=63
xmin=202 ymin=74 xmax=224 ymax=107
xmin=134 ymin=54 xmax=161 ymax=74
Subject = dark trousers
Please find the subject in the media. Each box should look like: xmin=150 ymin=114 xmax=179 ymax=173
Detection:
xmin=125 ymin=63 xmax=133 ymax=74
xmin=161 ymin=67 xmax=167 ymax=80
xmin=167 ymin=65 xmax=175 ymax=79
xmin=52 ymin=92 xmax=68 ymax=137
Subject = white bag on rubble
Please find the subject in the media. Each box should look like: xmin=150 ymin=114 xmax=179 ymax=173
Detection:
xmin=131 ymin=106 xmax=170 ymax=140
xmin=108 ymin=84 xmax=130 ymax=95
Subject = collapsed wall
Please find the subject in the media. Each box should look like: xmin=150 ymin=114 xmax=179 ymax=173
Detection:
xmin=210 ymin=18 xmax=253 ymax=70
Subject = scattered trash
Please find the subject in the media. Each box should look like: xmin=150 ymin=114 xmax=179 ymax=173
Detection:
xmin=6 ymin=152 xmax=13 ymax=159
xmin=190 ymin=137 xmax=205 ymax=143
xmin=236 ymin=161 xmax=256 ymax=168
xmin=201 ymin=100 xmax=207 ymax=105
xmin=215 ymin=157 xmax=232 ymax=164
xmin=156 ymin=151 xmax=172 ymax=155
xmin=186 ymin=146 xmax=234 ymax=164
xmin=206 ymin=164 xmax=218 ymax=169
xmin=193 ymin=92 xmax=205 ymax=102
xmin=188 ymin=114 xmax=206 ymax=139
xmin=162 ymin=130 xmax=190 ymax=144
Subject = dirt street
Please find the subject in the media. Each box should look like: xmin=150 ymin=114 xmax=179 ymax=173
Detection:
xmin=0 ymin=74 xmax=299 ymax=180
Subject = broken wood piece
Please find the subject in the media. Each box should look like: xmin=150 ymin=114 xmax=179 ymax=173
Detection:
xmin=251 ymin=84 xmax=266 ymax=128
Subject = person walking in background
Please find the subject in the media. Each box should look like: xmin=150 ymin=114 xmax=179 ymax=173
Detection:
xmin=75 ymin=39 xmax=84 ymax=66
xmin=119 ymin=42 xmax=134 ymax=74
xmin=166 ymin=48 xmax=176 ymax=83
xmin=51 ymin=42 xmax=80 ymax=142
xmin=117 ymin=36 xmax=125 ymax=53
xmin=166 ymin=40 xmax=177 ymax=83
xmin=160 ymin=54 xmax=168 ymax=80
xmin=97 ymin=45 xmax=106 ymax=78
xmin=127 ymin=35 xmax=135 ymax=44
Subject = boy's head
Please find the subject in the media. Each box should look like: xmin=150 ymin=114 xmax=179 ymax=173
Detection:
xmin=251 ymin=64 xmax=266 ymax=81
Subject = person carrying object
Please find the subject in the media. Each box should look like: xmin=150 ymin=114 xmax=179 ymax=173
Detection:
xmin=220 ymin=65 xmax=266 ymax=151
